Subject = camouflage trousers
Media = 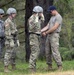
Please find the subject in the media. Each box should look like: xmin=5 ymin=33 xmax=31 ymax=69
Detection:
xmin=0 ymin=38 xmax=5 ymax=59
xmin=45 ymin=33 xmax=62 ymax=66
xmin=4 ymin=47 xmax=16 ymax=66
xmin=29 ymin=34 xmax=40 ymax=69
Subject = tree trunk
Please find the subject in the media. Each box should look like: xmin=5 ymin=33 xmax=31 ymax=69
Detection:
xmin=25 ymin=0 xmax=33 ymax=62
xmin=25 ymin=0 xmax=54 ymax=62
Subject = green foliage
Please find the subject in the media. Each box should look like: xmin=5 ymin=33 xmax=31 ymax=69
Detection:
xmin=63 ymin=60 xmax=74 ymax=71
xmin=63 ymin=51 xmax=72 ymax=60
xmin=60 ymin=47 xmax=74 ymax=60
xmin=0 ymin=60 xmax=74 ymax=74
xmin=15 ymin=44 xmax=25 ymax=62
xmin=54 ymin=0 xmax=71 ymax=16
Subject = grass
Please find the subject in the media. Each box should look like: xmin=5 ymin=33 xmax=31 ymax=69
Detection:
xmin=0 ymin=60 xmax=74 ymax=75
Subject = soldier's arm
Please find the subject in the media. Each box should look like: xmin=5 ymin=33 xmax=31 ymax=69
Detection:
xmin=41 ymin=23 xmax=49 ymax=32
xmin=4 ymin=22 xmax=10 ymax=36
xmin=46 ymin=22 xmax=59 ymax=34
xmin=39 ymin=13 xmax=45 ymax=21
xmin=45 ymin=16 xmax=62 ymax=34
xmin=28 ymin=15 xmax=34 ymax=25
xmin=10 ymin=22 xmax=17 ymax=35
xmin=29 ymin=14 xmax=39 ymax=32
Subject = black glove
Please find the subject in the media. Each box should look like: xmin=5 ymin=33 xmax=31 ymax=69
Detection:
xmin=11 ymin=31 xmax=17 ymax=37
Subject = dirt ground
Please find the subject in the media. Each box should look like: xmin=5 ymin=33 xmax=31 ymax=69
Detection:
xmin=30 ymin=71 xmax=74 ymax=75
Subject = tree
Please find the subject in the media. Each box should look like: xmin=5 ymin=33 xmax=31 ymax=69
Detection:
xmin=25 ymin=0 xmax=54 ymax=62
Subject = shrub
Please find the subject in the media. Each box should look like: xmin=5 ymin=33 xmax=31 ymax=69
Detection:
xmin=59 ymin=47 xmax=74 ymax=61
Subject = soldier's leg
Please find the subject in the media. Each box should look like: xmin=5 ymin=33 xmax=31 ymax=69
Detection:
xmin=0 ymin=39 xmax=3 ymax=59
xmin=0 ymin=38 xmax=5 ymax=60
xmin=4 ymin=49 xmax=12 ymax=72
xmin=11 ymin=48 xmax=16 ymax=70
xmin=29 ymin=43 xmax=40 ymax=70
xmin=45 ymin=35 xmax=52 ymax=70
xmin=0 ymin=39 xmax=2 ymax=59
xmin=50 ymin=33 xmax=62 ymax=68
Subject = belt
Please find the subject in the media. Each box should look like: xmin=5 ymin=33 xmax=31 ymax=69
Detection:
xmin=49 ymin=32 xmax=59 ymax=34
xmin=29 ymin=32 xmax=40 ymax=36
xmin=56 ymin=31 xmax=60 ymax=33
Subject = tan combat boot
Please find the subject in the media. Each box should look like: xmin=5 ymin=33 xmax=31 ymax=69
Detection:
xmin=12 ymin=64 xmax=16 ymax=70
xmin=29 ymin=68 xmax=36 ymax=73
xmin=4 ymin=66 xmax=11 ymax=73
xmin=45 ymin=65 xmax=52 ymax=71
xmin=48 ymin=65 xmax=53 ymax=70
xmin=58 ymin=65 xmax=63 ymax=71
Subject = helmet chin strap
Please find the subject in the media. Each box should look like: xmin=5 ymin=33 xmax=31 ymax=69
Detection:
xmin=11 ymin=14 xmax=13 ymax=18
xmin=9 ymin=14 xmax=14 ymax=20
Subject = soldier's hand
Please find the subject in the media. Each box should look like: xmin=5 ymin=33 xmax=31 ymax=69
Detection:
xmin=42 ymin=32 xmax=46 ymax=36
xmin=11 ymin=33 xmax=17 ymax=37
xmin=17 ymin=40 xmax=20 ymax=47
xmin=11 ymin=31 xmax=17 ymax=36
xmin=35 ymin=32 xmax=41 ymax=35
xmin=39 ymin=13 xmax=44 ymax=21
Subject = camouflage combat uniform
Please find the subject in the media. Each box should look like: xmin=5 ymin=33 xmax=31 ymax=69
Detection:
xmin=28 ymin=14 xmax=44 ymax=69
xmin=4 ymin=17 xmax=18 ymax=66
xmin=45 ymin=14 xmax=62 ymax=67
xmin=0 ymin=20 xmax=5 ymax=60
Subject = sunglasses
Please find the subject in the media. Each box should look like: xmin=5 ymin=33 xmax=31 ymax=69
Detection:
xmin=50 ymin=10 xmax=53 ymax=13
xmin=0 ymin=14 xmax=4 ymax=15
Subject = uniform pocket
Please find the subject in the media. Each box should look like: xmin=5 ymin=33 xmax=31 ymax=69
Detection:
xmin=10 ymin=39 xmax=15 ymax=47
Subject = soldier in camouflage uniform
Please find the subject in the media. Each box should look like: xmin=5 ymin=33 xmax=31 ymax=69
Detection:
xmin=4 ymin=8 xmax=19 ymax=72
xmin=0 ymin=9 xmax=5 ymax=61
xmin=28 ymin=6 xmax=44 ymax=72
xmin=41 ymin=6 xmax=63 ymax=71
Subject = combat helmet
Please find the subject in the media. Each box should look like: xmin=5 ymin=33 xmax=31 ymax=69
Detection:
xmin=33 ymin=6 xmax=43 ymax=13
xmin=0 ymin=9 xmax=4 ymax=14
xmin=7 ymin=8 xmax=17 ymax=14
